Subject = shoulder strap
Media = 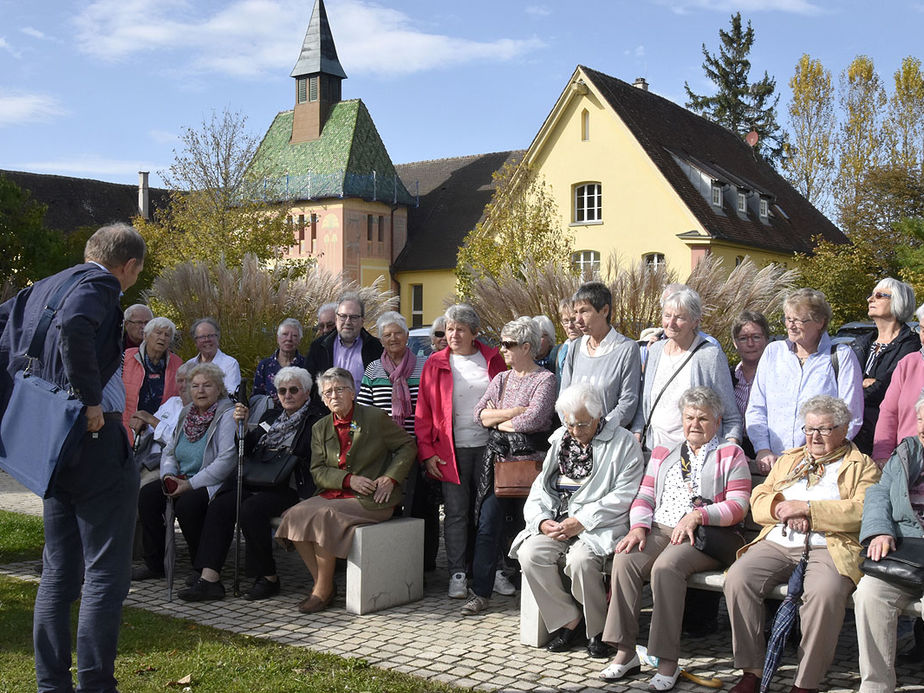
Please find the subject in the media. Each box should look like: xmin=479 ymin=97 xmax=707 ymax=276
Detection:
xmin=26 ymin=269 xmax=92 ymax=362
xmin=641 ymin=339 xmax=708 ymax=441
xmin=829 ymin=343 xmax=839 ymax=381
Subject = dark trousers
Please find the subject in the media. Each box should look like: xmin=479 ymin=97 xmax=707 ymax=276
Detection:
xmin=471 ymin=492 xmax=525 ymax=597
xmin=34 ymin=420 xmax=138 ymax=693
xmin=137 ymin=481 xmax=210 ymax=572
xmin=196 ymin=482 xmax=298 ymax=577
xmin=405 ymin=463 xmax=440 ymax=570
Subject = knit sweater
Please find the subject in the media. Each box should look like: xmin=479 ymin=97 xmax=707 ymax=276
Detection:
xmin=873 ymin=350 xmax=924 ymax=461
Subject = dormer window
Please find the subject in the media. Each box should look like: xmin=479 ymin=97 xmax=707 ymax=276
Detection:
xmin=759 ymin=198 xmax=769 ymax=219
xmin=737 ymin=191 xmax=747 ymax=213
xmin=711 ymin=184 xmax=722 ymax=207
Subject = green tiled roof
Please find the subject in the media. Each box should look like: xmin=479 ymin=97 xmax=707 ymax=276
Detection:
xmin=247 ymin=99 xmax=415 ymax=205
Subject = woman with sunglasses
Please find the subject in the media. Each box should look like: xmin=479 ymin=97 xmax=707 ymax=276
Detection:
xmin=746 ymin=289 xmax=863 ymax=474
xmin=177 ymin=366 xmax=314 ymax=601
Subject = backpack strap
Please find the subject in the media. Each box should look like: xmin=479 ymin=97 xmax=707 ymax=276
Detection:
xmin=829 ymin=343 xmax=839 ymax=381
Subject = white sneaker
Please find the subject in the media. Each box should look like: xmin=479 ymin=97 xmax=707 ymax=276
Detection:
xmin=448 ymin=572 xmax=468 ymax=599
xmin=493 ymin=570 xmax=516 ymax=596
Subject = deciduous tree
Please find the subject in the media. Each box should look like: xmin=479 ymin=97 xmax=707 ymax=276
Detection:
xmin=885 ymin=56 xmax=924 ymax=172
xmin=0 ymin=175 xmax=65 ymax=291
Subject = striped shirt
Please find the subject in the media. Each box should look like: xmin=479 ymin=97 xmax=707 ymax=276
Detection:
xmin=357 ymin=356 xmax=425 ymax=435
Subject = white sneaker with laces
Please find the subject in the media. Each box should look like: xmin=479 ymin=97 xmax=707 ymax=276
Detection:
xmin=493 ymin=570 xmax=516 ymax=596
xmin=448 ymin=572 xmax=468 ymax=599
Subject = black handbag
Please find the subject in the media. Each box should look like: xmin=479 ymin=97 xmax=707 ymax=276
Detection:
xmin=860 ymin=537 xmax=924 ymax=593
xmin=241 ymin=444 xmax=300 ymax=489
xmin=693 ymin=524 xmax=747 ymax=567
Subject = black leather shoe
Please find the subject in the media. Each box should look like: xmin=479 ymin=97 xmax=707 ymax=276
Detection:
xmin=244 ymin=576 xmax=281 ymax=601
xmin=185 ymin=572 xmax=199 ymax=588
xmin=131 ymin=564 xmax=164 ymax=581
xmin=545 ymin=622 xmax=585 ymax=652
xmin=586 ymin=633 xmax=612 ymax=659
xmin=178 ymin=578 xmax=226 ymax=602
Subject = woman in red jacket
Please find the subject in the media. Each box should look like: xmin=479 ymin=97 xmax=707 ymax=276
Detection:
xmin=415 ymin=303 xmax=506 ymax=600
xmin=123 ymin=316 xmax=183 ymax=444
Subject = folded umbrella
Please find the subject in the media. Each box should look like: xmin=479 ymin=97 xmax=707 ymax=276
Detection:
xmin=164 ymin=495 xmax=176 ymax=602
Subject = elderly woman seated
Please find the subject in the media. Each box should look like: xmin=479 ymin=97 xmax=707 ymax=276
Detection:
xmin=136 ymin=363 xmax=236 ymax=583
xmin=854 ymin=391 xmax=924 ymax=693
xmin=509 ymin=382 xmax=644 ymax=658
xmin=130 ymin=362 xmax=192 ymax=486
xmin=274 ymin=367 xmax=417 ymax=613
xmin=600 ymin=386 xmax=751 ymax=689
xmin=724 ymin=395 xmax=880 ymax=693
xmin=176 ymin=366 xmax=315 ymax=601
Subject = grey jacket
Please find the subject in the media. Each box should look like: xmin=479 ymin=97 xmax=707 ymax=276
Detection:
xmin=860 ymin=435 xmax=924 ymax=544
xmin=161 ymin=398 xmax=237 ymax=499
xmin=509 ymin=417 xmax=645 ymax=558
xmin=631 ymin=335 xmax=742 ymax=447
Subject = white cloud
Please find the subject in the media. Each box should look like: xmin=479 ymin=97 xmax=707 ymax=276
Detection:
xmin=0 ymin=37 xmax=22 ymax=59
xmin=624 ymin=45 xmax=645 ymax=58
xmin=18 ymin=155 xmax=161 ymax=178
xmin=148 ymin=129 xmax=178 ymax=145
xmin=525 ymin=5 xmax=552 ymax=17
xmin=653 ymin=0 xmax=824 ymax=15
xmin=20 ymin=27 xmax=49 ymax=40
xmin=72 ymin=0 xmax=544 ymax=78
xmin=0 ymin=90 xmax=62 ymax=126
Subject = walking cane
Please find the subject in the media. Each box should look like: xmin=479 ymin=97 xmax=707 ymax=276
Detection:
xmin=232 ymin=381 xmax=247 ymax=597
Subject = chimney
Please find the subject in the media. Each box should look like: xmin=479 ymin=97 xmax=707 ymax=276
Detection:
xmin=138 ymin=171 xmax=150 ymax=220
xmin=633 ymin=77 xmax=649 ymax=91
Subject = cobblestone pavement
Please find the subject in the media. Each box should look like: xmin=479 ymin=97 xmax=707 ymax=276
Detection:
xmin=2 ymin=470 xmax=922 ymax=692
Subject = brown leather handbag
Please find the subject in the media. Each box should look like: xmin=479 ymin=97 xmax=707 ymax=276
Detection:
xmin=494 ymin=457 xmax=543 ymax=498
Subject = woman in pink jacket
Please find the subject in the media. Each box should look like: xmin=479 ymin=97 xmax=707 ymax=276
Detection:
xmin=415 ymin=304 xmax=505 ymax=600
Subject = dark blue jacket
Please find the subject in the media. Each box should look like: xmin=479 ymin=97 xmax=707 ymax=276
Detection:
xmin=0 ymin=263 xmax=123 ymax=413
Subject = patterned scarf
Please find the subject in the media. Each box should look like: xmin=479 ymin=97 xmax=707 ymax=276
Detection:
xmin=772 ymin=442 xmax=850 ymax=491
xmin=555 ymin=419 xmax=604 ymax=517
xmin=263 ymin=400 xmax=310 ymax=449
xmin=381 ymin=348 xmax=417 ymax=426
xmin=183 ymin=401 xmax=218 ymax=443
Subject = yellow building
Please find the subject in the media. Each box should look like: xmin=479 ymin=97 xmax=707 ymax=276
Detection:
xmin=393 ymin=66 xmax=844 ymax=325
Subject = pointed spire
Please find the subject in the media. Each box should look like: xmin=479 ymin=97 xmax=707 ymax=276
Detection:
xmin=291 ymin=0 xmax=347 ymax=80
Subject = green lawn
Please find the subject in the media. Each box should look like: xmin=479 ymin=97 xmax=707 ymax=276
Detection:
xmin=0 ymin=510 xmax=466 ymax=693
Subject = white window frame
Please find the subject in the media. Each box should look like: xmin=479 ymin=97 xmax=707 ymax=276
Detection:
xmin=644 ymin=253 xmax=665 ymax=272
xmin=711 ymin=184 xmax=722 ymax=207
xmin=759 ymin=198 xmax=769 ymax=218
xmin=737 ymin=190 xmax=747 ymax=213
xmin=571 ymin=250 xmax=601 ymax=280
xmin=573 ymin=183 xmax=602 ymax=224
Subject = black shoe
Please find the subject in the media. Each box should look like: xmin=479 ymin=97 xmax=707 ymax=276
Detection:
xmin=586 ymin=633 xmax=612 ymax=659
xmin=185 ymin=572 xmax=199 ymax=588
xmin=132 ymin=564 xmax=164 ymax=581
xmin=244 ymin=576 xmax=281 ymax=601
xmin=545 ymin=622 xmax=585 ymax=652
xmin=178 ymin=578 xmax=226 ymax=602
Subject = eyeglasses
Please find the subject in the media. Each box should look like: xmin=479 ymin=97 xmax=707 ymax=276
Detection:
xmin=869 ymin=291 xmax=892 ymax=300
xmin=565 ymin=420 xmax=595 ymax=430
xmin=432 ymin=330 xmax=445 ymax=338
xmin=321 ymin=386 xmax=352 ymax=398
xmin=802 ymin=424 xmax=841 ymax=437
xmin=783 ymin=317 xmax=813 ymax=326
xmin=735 ymin=334 xmax=766 ymax=343
xmin=336 ymin=313 xmax=362 ymax=322
xmin=194 ymin=333 xmax=219 ymax=341
xmin=276 ymin=386 xmax=301 ymax=396
xmin=125 ymin=319 xmax=149 ymax=326
xmin=499 ymin=340 xmax=521 ymax=350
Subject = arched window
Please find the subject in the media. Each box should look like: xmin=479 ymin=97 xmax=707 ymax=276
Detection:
xmin=573 ymin=183 xmax=602 ymax=223
xmin=571 ymin=250 xmax=601 ymax=280
xmin=581 ymin=109 xmax=590 ymax=141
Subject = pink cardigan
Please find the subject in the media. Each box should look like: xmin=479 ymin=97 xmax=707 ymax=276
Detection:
xmin=873 ymin=350 xmax=924 ymax=461
xmin=414 ymin=341 xmax=506 ymax=485
xmin=122 ymin=347 xmax=182 ymax=444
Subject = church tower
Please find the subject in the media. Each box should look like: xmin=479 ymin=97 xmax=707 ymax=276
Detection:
xmin=290 ymin=0 xmax=347 ymax=144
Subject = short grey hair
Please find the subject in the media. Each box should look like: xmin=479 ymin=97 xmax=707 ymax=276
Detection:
xmin=277 ymin=318 xmax=304 ymax=340
xmin=84 ymin=222 xmax=146 ymax=267
xmin=185 ymin=362 xmax=228 ymax=399
xmin=124 ymin=303 xmax=153 ymax=322
xmin=143 ymin=316 xmax=176 ymax=340
xmin=274 ymin=366 xmax=313 ymax=392
xmin=555 ymin=382 xmax=605 ymax=421
xmin=191 ymin=317 xmax=220 ymax=338
xmin=784 ymin=288 xmax=833 ymax=329
xmin=874 ymin=278 xmax=916 ymax=323
xmin=532 ymin=315 xmax=556 ymax=342
xmin=502 ymin=317 xmax=541 ymax=356
xmin=338 ymin=292 xmax=365 ymax=317
xmin=317 ymin=302 xmax=338 ymax=319
xmin=176 ymin=361 xmax=193 ymax=379
xmin=800 ymin=395 xmax=852 ymax=428
xmin=662 ymin=287 xmax=703 ymax=323
xmin=677 ymin=386 xmax=723 ymax=421
xmin=558 ymin=297 xmax=574 ymax=314
xmin=376 ymin=310 xmax=408 ymax=336
xmin=317 ymin=367 xmax=355 ymax=392
xmin=430 ymin=315 xmax=447 ymax=336
xmin=445 ymin=303 xmax=480 ymax=333
xmin=915 ymin=391 xmax=924 ymax=415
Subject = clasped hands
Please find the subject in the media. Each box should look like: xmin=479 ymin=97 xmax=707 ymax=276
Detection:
xmin=539 ymin=517 xmax=584 ymax=542
xmin=349 ymin=474 xmax=394 ymax=504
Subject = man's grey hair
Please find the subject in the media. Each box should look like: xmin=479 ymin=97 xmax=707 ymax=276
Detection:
xmin=143 ymin=316 xmax=176 ymax=340
xmin=317 ymin=302 xmax=338 ymax=319
xmin=277 ymin=318 xmax=304 ymax=340
xmin=124 ymin=303 xmax=153 ymax=322
xmin=556 ymin=382 xmax=605 ymax=421
xmin=663 ymin=287 xmax=703 ymax=323
xmin=800 ymin=395 xmax=852 ymax=428
xmin=274 ymin=366 xmax=313 ymax=392
xmin=503 ymin=317 xmax=541 ymax=357
xmin=444 ymin=303 xmax=480 ymax=333
xmin=84 ymin=222 xmax=146 ymax=267
xmin=376 ymin=310 xmax=408 ymax=336
xmin=317 ymin=367 xmax=355 ymax=392
xmin=191 ymin=317 xmax=220 ymax=338
xmin=337 ymin=292 xmax=365 ymax=317
xmin=677 ymin=386 xmax=723 ymax=421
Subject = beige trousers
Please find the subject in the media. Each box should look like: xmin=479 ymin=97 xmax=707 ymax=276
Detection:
xmin=517 ymin=533 xmax=608 ymax=638
xmin=602 ymin=523 xmax=721 ymax=661
xmin=724 ymin=539 xmax=854 ymax=689
xmin=854 ymin=574 xmax=921 ymax=693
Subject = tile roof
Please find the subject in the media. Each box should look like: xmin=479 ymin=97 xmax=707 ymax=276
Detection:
xmin=248 ymin=99 xmax=414 ymax=205
xmin=392 ymin=150 xmax=523 ymax=272
xmin=0 ymin=169 xmax=170 ymax=234
xmin=579 ymin=66 xmax=846 ymax=254
xmin=290 ymin=0 xmax=347 ymax=79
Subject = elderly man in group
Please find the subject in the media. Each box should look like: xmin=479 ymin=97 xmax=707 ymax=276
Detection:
xmin=123 ymin=303 xmax=153 ymax=350
xmin=253 ymin=318 xmax=307 ymax=401
xmin=305 ymin=293 xmax=383 ymax=414
xmin=315 ymin=302 xmax=338 ymax=341
xmin=0 ymin=223 xmax=146 ymax=693
xmin=510 ymin=382 xmax=644 ymax=657
xmin=560 ymin=281 xmax=641 ymax=427
xmin=185 ymin=317 xmax=241 ymax=395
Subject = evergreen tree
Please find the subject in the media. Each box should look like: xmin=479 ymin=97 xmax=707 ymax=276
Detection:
xmin=685 ymin=12 xmax=784 ymax=164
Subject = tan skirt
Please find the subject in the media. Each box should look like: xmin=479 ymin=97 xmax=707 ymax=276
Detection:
xmin=275 ymin=496 xmax=393 ymax=558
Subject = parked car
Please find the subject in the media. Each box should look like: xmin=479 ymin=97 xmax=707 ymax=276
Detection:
xmin=832 ymin=321 xmax=919 ymax=350
xmin=408 ymin=326 xmax=433 ymax=359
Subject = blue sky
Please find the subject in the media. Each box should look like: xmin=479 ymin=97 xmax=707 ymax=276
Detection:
xmin=1 ymin=0 xmax=922 ymax=188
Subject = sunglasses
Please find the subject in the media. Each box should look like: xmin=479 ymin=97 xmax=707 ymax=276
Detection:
xmin=500 ymin=341 xmax=521 ymax=349
xmin=276 ymin=386 xmax=301 ymax=396
xmin=869 ymin=291 xmax=892 ymax=300
xmin=432 ymin=331 xmax=445 ymax=338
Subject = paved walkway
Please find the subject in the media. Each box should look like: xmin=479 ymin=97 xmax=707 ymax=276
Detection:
xmin=2 ymin=469 xmax=921 ymax=692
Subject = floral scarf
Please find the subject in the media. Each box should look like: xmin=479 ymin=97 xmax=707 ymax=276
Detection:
xmin=772 ymin=442 xmax=850 ymax=491
xmin=382 ymin=349 xmax=417 ymax=426
xmin=183 ymin=401 xmax=218 ymax=443
xmin=555 ymin=419 xmax=605 ymax=517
